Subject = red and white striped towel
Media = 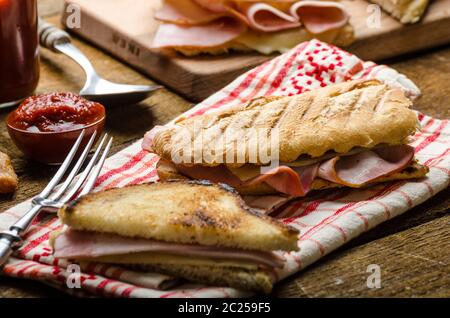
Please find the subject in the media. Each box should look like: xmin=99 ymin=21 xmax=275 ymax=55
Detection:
xmin=1 ymin=40 xmax=448 ymax=298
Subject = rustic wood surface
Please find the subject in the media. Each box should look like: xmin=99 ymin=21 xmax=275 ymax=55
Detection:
xmin=60 ymin=0 xmax=450 ymax=102
xmin=0 ymin=0 xmax=448 ymax=298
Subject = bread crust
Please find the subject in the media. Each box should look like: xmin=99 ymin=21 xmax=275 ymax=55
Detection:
xmin=59 ymin=181 xmax=299 ymax=251
xmin=152 ymin=79 xmax=419 ymax=167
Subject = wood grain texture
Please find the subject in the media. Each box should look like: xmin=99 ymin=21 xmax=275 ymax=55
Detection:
xmin=60 ymin=0 xmax=450 ymax=101
xmin=274 ymin=214 xmax=450 ymax=297
xmin=0 ymin=0 xmax=449 ymax=298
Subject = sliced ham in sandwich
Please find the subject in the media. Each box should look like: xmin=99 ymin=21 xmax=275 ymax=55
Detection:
xmin=51 ymin=181 xmax=300 ymax=294
xmin=145 ymin=79 xmax=429 ymax=213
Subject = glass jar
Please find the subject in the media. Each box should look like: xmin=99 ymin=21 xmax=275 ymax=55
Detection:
xmin=0 ymin=0 xmax=39 ymax=107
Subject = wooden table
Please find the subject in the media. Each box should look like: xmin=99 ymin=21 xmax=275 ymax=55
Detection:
xmin=0 ymin=0 xmax=449 ymax=298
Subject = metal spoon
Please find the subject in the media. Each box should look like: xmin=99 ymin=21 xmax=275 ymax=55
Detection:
xmin=38 ymin=19 xmax=162 ymax=105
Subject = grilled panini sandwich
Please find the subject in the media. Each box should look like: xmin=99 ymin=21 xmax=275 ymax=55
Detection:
xmin=51 ymin=181 xmax=299 ymax=293
xmin=368 ymin=0 xmax=429 ymax=24
xmin=146 ymin=79 xmax=428 ymax=197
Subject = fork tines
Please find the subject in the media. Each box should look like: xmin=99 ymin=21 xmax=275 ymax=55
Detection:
xmin=33 ymin=130 xmax=113 ymax=208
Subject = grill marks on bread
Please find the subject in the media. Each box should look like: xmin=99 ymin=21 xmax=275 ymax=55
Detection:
xmin=152 ymin=79 xmax=418 ymax=167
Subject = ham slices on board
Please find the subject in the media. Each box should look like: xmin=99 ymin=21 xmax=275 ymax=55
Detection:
xmin=152 ymin=0 xmax=350 ymax=50
xmin=152 ymin=18 xmax=247 ymax=49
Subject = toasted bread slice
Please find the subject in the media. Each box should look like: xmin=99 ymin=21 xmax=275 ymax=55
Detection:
xmin=156 ymin=159 xmax=429 ymax=195
xmin=122 ymin=262 xmax=273 ymax=294
xmin=369 ymin=0 xmax=429 ymax=24
xmin=152 ymin=79 xmax=418 ymax=167
xmin=0 ymin=151 xmax=18 ymax=194
xmin=59 ymin=181 xmax=299 ymax=252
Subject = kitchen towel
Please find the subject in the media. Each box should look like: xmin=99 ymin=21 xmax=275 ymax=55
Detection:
xmin=1 ymin=40 xmax=448 ymax=298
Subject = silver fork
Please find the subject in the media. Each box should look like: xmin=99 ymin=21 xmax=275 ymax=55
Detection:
xmin=0 ymin=130 xmax=113 ymax=267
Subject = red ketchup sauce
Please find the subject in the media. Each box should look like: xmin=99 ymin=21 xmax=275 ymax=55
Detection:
xmin=8 ymin=93 xmax=105 ymax=133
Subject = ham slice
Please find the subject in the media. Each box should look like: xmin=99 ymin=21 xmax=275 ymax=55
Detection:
xmin=176 ymin=163 xmax=318 ymax=196
xmin=151 ymin=18 xmax=246 ymax=49
xmin=193 ymin=0 xmax=230 ymax=13
xmin=290 ymin=1 xmax=349 ymax=34
xmin=245 ymin=3 xmax=301 ymax=32
xmin=53 ymin=229 xmax=285 ymax=268
xmin=154 ymin=0 xmax=225 ymax=25
xmin=166 ymin=145 xmax=415 ymax=196
xmin=244 ymin=195 xmax=294 ymax=214
xmin=142 ymin=125 xmax=167 ymax=152
xmin=318 ymin=145 xmax=415 ymax=187
xmin=246 ymin=164 xmax=319 ymax=196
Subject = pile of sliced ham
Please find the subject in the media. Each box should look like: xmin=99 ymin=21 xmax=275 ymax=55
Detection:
xmin=167 ymin=144 xmax=415 ymax=196
xmin=152 ymin=0 xmax=350 ymax=51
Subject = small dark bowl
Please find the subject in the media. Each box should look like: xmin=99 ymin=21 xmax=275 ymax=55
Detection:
xmin=7 ymin=115 xmax=105 ymax=165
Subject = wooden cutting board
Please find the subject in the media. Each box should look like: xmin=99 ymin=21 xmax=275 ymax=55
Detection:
xmin=61 ymin=0 xmax=450 ymax=102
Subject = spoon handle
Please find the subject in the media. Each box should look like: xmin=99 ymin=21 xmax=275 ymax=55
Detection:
xmin=38 ymin=18 xmax=72 ymax=52
xmin=38 ymin=18 xmax=99 ymax=85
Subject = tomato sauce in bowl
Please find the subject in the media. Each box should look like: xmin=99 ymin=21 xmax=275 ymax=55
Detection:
xmin=7 ymin=93 xmax=106 ymax=164
xmin=8 ymin=92 xmax=105 ymax=133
